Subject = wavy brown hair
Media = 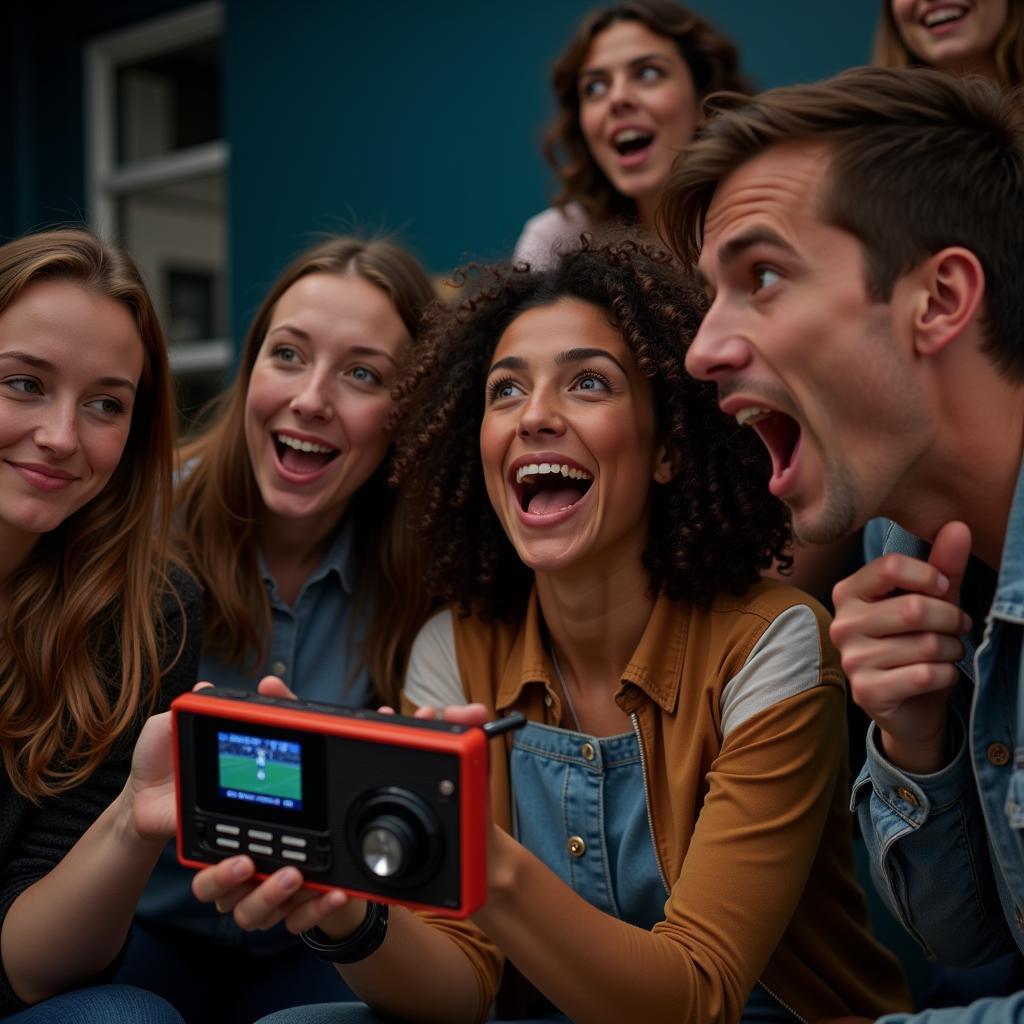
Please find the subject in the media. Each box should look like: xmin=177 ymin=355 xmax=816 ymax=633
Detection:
xmin=874 ymin=0 xmax=1024 ymax=87
xmin=390 ymin=237 xmax=791 ymax=621
xmin=176 ymin=236 xmax=436 ymax=704
xmin=543 ymin=1 xmax=751 ymax=224
xmin=0 ymin=229 xmax=179 ymax=801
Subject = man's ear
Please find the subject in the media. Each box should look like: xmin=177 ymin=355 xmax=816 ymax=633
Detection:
xmin=908 ymin=247 xmax=986 ymax=358
xmin=652 ymin=438 xmax=675 ymax=485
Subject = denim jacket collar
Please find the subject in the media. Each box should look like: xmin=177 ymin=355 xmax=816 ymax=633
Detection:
xmin=257 ymin=513 xmax=357 ymax=602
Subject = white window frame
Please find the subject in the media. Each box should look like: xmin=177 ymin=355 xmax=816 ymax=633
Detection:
xmin=85 ymin=1 xmax=230 ymax=375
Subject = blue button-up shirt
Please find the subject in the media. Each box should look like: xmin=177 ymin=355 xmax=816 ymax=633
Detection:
xmin=855 ymin=462 xmax=1024 ymax=1023
xmin=197 ymin=515 xmax=373 ymax=707
xmin=136 ymin=515 xmax=374 ymax=949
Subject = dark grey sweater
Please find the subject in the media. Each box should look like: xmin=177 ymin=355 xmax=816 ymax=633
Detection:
xmin=0 ymin=570 xmax=201 ymax=1012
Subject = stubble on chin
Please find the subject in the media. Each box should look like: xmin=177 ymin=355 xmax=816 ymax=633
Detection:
xmin=791 ymin=456 xmax=858 ymax=547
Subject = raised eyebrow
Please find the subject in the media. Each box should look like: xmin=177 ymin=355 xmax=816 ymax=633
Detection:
xmin=580 ymin=51 xmax=674 ymax=79
xmin=0 ymin=350 xmax=56 ymax=371
xmin=487 ymin=355 xmax=527 ymax=375
xmin=347 ymin=345 xmax=398 ymax=367
xmin=0 ymin=352 xmax=135 ymax=392
xmin=96 ymin=376 xmax=137 ymax=393
xmin=555 ymin=347 xmax=628 ymax=375
xmin=716 ymin=228 xmax=797 ymax=269
xmin=266 ymin=324 xmax=311 ymax=341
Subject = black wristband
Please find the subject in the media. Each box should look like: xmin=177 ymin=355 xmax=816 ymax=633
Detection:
xmin=300 ymin=901 xmax=389 ymax=964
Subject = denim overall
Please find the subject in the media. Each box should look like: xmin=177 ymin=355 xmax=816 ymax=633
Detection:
xmin=510 ymin=720 xmax=797 ymax=1022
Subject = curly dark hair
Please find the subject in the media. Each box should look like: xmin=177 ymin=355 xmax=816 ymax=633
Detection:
xmin=390 ymin=238 xmax=791 ymax=621
xmin=544 ymin=1 xmax=752 ymax=224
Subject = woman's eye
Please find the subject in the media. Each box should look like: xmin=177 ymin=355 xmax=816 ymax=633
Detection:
xmin=87 ymin=397 xmax=125 ymax=416
xmin=350 ymin=366 xmax=382 ymax=385
xmin=271 ymin=344 xmax=301 ymax=363
xmin=580 ymin=78 xmax=607 ymax=100
xmin=487 ymin=377 xmax=524 ymax=401
xmin=754 ymin=267 xmax=782 ymax=291
xmin=637 ymin=64 xmax=663 ymax=83
xmin=572 ymin=372 xmax=611 ymax=393
xmin=3 ymin=376 xmax=43 ymax=396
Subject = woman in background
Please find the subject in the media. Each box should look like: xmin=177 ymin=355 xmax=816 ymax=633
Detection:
xmin=875 ymin=0 xmax=1023 ymax=85
xmin=114 ymin=237 xmax=437 ymax=1024
xmin=514 ymin=0 xmax=749 ymax=267
xmin=0 ymin=228 xmax=200 ymax=1023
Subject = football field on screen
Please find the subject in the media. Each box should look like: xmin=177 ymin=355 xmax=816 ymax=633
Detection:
xmin=219 ymin=754 xmax=301 ymax=799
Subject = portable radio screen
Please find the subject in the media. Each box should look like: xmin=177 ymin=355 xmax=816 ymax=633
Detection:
xmin=217 ymin=730 xmax=303 ymax=811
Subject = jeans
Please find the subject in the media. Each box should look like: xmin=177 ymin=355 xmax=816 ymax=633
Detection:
xmin=0 ymin=985 xmax=183 ymax=1024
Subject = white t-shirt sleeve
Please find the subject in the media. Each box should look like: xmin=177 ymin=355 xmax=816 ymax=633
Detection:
xmin=512 ymin=203 xmax=592 ymax=269
xmin=720 ymin=604 xmax=825 ymax=736
xmin=403 ymin=608 xmax=466 ymax=710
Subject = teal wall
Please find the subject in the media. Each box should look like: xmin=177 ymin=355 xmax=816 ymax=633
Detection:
xmin=224 ymin=1 xmax=878 ymax=337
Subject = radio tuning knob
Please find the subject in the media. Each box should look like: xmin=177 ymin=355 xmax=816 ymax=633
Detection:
xmin=360 ymin=814 xmax=418 ymax=877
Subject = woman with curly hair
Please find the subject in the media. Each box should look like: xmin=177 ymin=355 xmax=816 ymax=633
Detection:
xmin=0 ymin=228 xmax=201 ymax=1022
xmin=200 ymin=239 xmax=910 ymax=1024
xmin=514 ymin=1 xmax=750 ymax=268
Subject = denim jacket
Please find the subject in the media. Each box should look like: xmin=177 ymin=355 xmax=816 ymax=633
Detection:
xmin=854 ymin=461 xmax=1024 ymax=1023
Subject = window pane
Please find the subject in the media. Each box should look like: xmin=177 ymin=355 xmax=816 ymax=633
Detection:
xmin=118 ymin=172 xmax=230 ymax=427
xmin=116 ymin=38 xmax=220 ymax=164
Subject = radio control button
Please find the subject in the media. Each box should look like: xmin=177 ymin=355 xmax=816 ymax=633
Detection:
xmin=281 ymin=849 xmax=307 ymax=862
xmin=216 ymin=837 xmax=240 ymax=849
xmin=215 ymin=824 xmax=241 ymax=835
xmin=248 ymin=843 xmax=273 ymax=855
xmin=248 ymin=829 xmax=273 ymax=841
xmin=281 ymin=836 xmax=307 ymax=848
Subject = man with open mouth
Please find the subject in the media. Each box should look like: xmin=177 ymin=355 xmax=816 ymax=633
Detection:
xmin=662 ymin=64 xmax=1024 ymax=1024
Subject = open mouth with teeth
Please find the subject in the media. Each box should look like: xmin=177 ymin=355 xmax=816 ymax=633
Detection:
xmin=613 ymin=128 xmax=654 ymax=157
xmin=736 ymin=407 xmax=802 ymax=488
xmin=274 ymin=433 xmax=340 ymax=475
xmin=922 ymin=5 xmax=967 ymax=28
xmin=514 ymin=462 xmax=594 ymax=515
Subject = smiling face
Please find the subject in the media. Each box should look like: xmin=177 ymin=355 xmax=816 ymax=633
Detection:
xmin=243 ymin=272 xmax=410 ymax=540
xmin=578 ymin=19 xmax=699 ymax=223
xmin=891 ymin=0 xmax=1007 ymax=75
xmin=0 ymin=279 xmax=143 ymax=561
xmin=480 ymin=299 xmax=669 ymax=577
xmin=685 ymin=143 xmax=933 ymax=544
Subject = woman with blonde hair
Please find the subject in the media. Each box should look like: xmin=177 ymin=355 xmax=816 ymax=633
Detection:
xmin=0 ymin=228 xmax=201 ymax=1022
xmin=875 ymin=0 xmax=1024 ymax=86
xmin=115 ymin=236 xmax=437 ymax=1023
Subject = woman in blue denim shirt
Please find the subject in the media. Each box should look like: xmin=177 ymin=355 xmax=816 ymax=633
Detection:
xmin=114 ymin=237 xmax=437 ymax=1023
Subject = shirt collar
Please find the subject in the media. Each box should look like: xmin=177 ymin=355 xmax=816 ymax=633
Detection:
xmin=257 ymin=514 xmax=359 ymax=597
xmin=494 ymin=588 xmax=685 ymax=714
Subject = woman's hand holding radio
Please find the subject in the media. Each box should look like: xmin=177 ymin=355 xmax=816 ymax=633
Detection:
xmin=190 ymin=674 xmax=360 ymax=936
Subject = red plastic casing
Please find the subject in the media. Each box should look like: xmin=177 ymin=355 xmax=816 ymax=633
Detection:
xmin=171 ymin=690 xmax=490 ymax=917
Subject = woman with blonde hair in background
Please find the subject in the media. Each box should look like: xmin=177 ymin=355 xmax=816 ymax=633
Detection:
xmin=875 ymin=0 xmax=1024 ymax=85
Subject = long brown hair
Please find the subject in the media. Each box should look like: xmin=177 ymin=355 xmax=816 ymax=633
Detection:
xmin=874 ymin=0 xmax=1024 ymax=87
xmin=176 ymin=236 xmax=436 ymax=704
xmin=543 ymin=1 xmax=750 ymax=223
xmin=0 ymin=228 xmax=179 ymax=801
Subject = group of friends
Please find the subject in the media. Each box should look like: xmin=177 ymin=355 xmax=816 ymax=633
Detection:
xmin=2 ymin=1 xmax=1023 ymax=1023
